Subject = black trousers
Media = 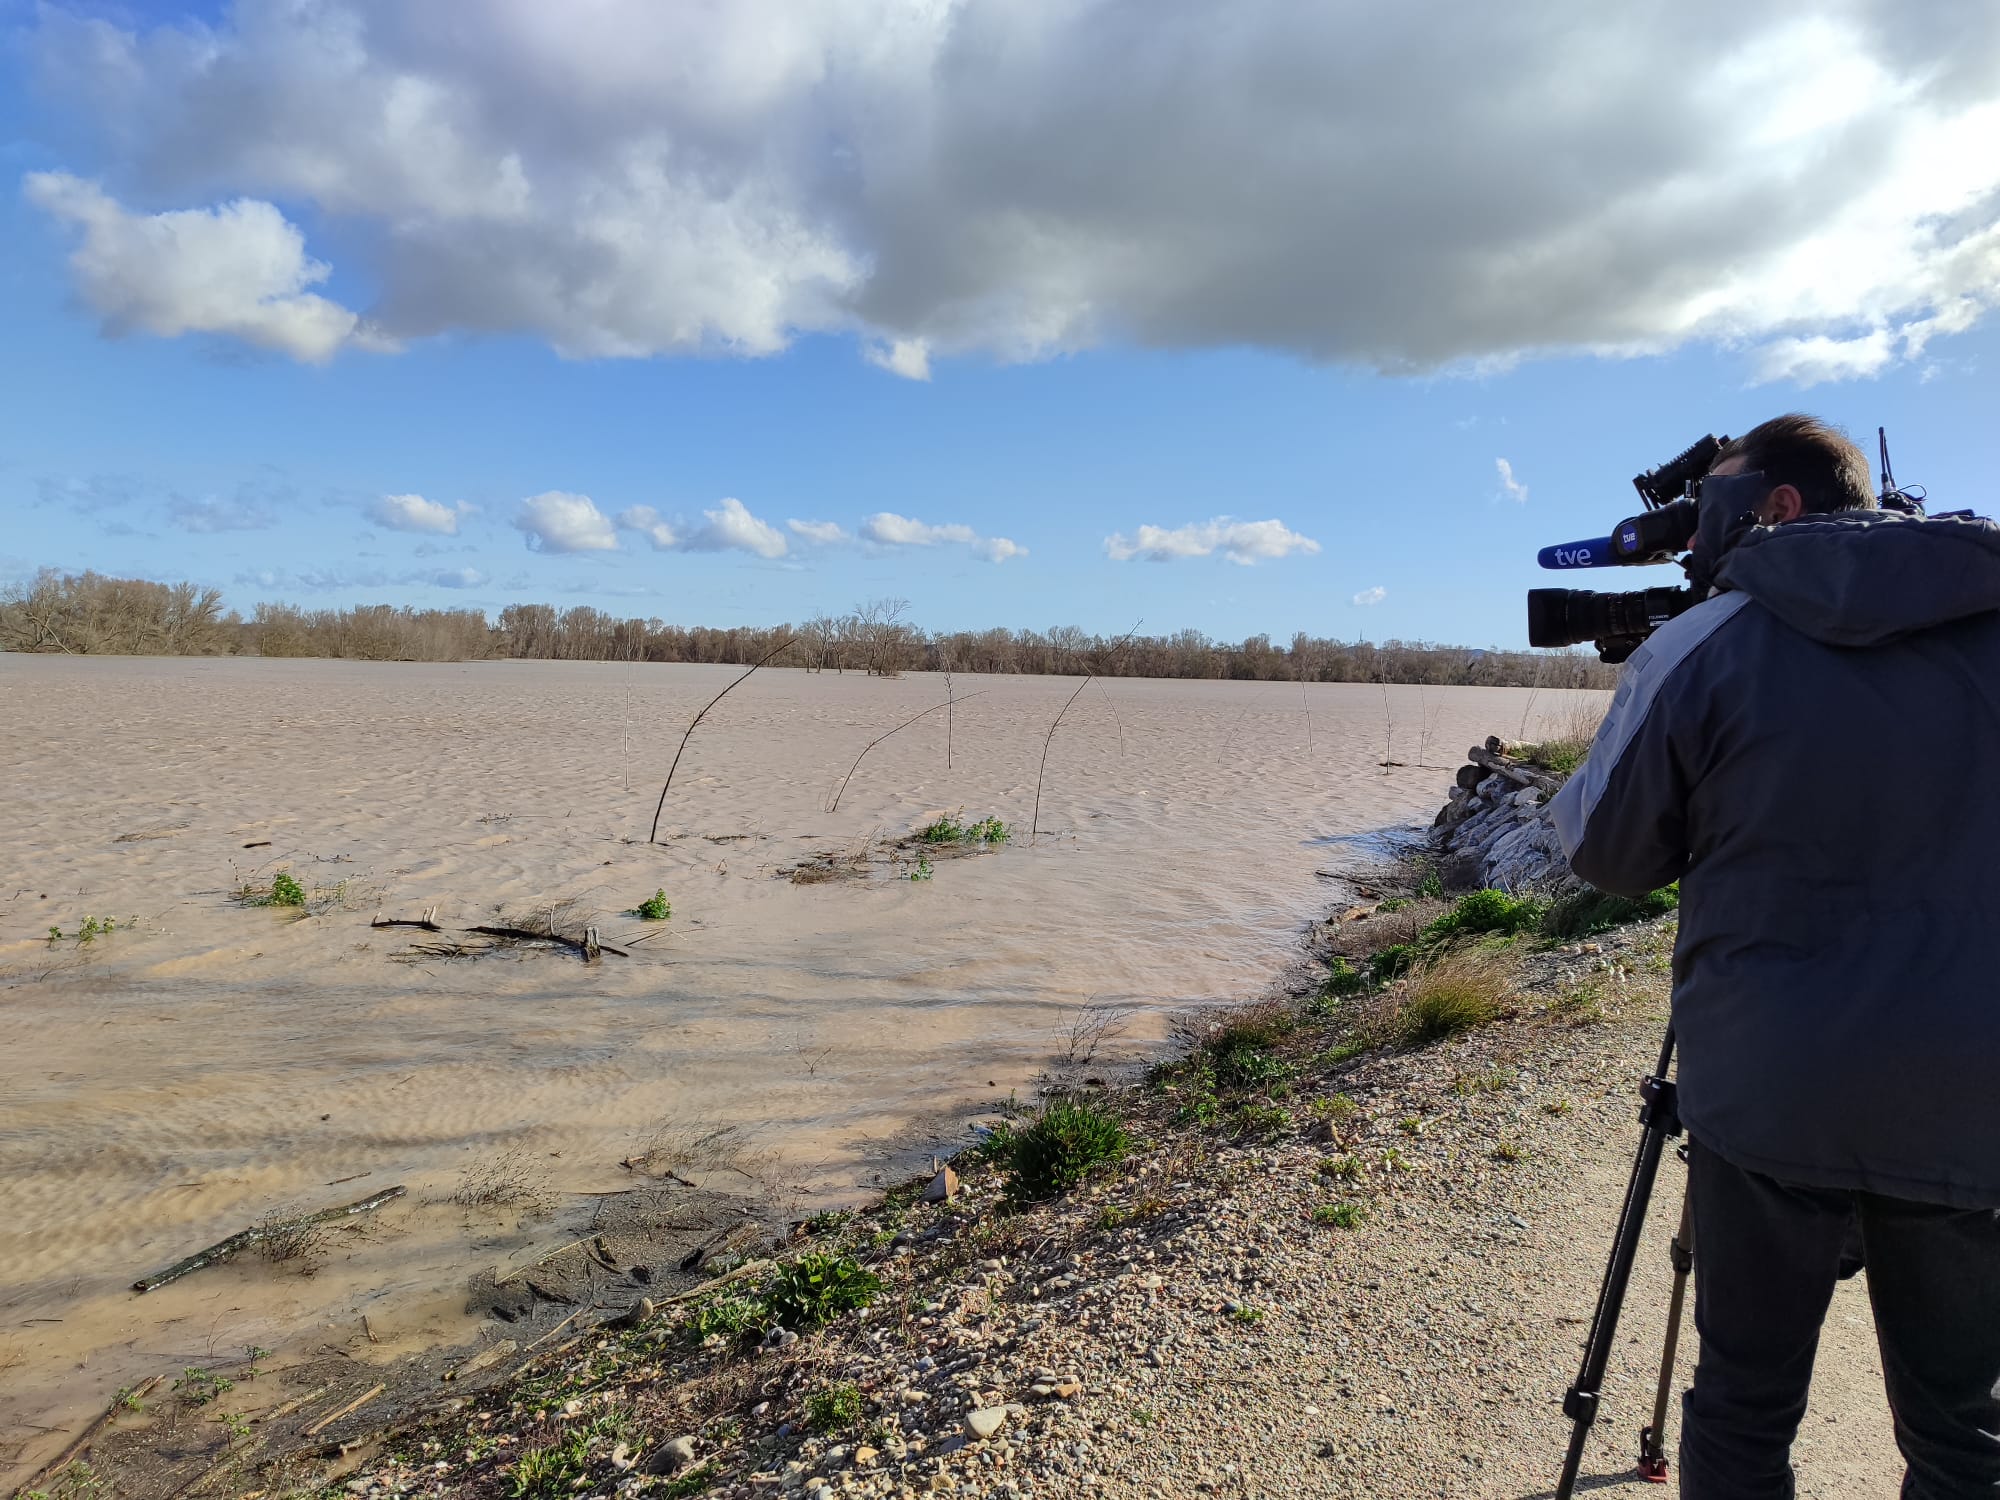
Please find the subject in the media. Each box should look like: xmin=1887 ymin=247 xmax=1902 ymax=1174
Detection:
xmin=1680 ymin=1138 xmax=2000 ymax=1499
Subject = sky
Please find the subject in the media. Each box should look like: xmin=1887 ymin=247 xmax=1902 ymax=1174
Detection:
xmin=3 ymin=0 xmax=1998 ymax=650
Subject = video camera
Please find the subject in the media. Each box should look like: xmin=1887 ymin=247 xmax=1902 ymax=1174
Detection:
xmin=1527 ymin=428 xmax=1931 ymax=664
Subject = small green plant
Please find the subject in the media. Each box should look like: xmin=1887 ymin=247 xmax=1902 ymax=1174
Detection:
xmin=967 ymin=816 xmax=1009 ymax=843
xmin=1377 ymin=896 xmax=1412 ymax=913
xmin=1309 ymin=1092 xmax=1359 ymax=1126
xmin=1214 ymin=1044 xmax=1289 ymax=1089
xmin=173 ymin=1367 xmax=234 ymax=1406
xmin=1233 ymin=1103 xmax=1292 ymax=1142
xmin=114 ymin=1384 xmax=146 ymax=1413
xmin=1414 ymin=868 xmax=1445 ymax=900
xmin=1422 ymin=888 xmax=1546 ymax=944
xmin=510 ymin=1430 xmax=593 ymax=1500
xmin=269 ymin=872 xmax=306 ymax=907
xmin=48 ymin=925 xmax=62 ymax=943
xmin=1323 ymin=1038 xmax=1371 ymax=1066
xmin=1540 ymin=883 xmax=1680 ymax=939
xmin=1313 ymin=957 xmax=1366 ymax=1012
xmin=1096 ymin=1203 xmax=1131 ymax=1232
xmin=1493 ymin=1139 xmax=1526 ymax=1163
xmin=1005 ymin=1095 xmax=1130 ymax=1200
xmin=1543 ymin=1098 xmax=1574 ymax=1117
xmin=1396 ymin=1114 xmax=1423 ymax=1136
xmin=909 ymin=853 xmax=934 ymax=881
xmin=763 ymin=1253 xmax=883 ymax=1329
xmin=1229 ymin=1304 xmax=1266 ymax=1324
xmin=1312 ymin=1201 xmax=1367 ymax=1229
xmin=1371 ymin=944 xmax=1416 ymax=981
xmin=804 ymin=1208 xmax=853 ymax=1236
xmin=1451 ymin=1064 xmax=1517 ymax=1096
xmin=217 ymin=1409 xmax=253 ymax=1441
xmin=805 ymin=1382 xmax=863 ymax=1433
xmin=1319 ymin=1153 xmax=1366 ymax=1182
xmin=683 ymin=1294 xmax=768 ymax=1345
xmin=918 ymin=814 xmax=967 ymax=843
xmin=631 ymin=889 xmax=671 ymax=921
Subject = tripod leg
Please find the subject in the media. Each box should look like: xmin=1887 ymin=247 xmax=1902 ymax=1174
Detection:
xmin=1553 ymin=1028 xmax=1681 ymax=1500
xmin=1638 ymin=1191 xmax=1695 ymax=1481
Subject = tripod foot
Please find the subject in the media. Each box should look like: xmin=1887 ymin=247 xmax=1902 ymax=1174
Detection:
xmin=1637 ymin=1425 xmax=1669 ymax=1482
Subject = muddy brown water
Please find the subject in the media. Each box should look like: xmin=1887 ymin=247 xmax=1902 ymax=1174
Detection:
xmin=0 ymin=656 xmax=1601 ymax=1476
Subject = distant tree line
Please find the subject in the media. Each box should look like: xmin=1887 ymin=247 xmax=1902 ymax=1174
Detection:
xmin=1 ymin=570 xmax=1613 ymax=688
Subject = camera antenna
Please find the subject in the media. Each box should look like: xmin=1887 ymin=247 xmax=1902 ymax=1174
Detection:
xmin=1877 ymin=427 xmax=1928 ymax=515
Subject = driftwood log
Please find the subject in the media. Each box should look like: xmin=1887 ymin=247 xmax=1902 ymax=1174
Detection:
xmin=133 ymin=1186 xmax=406 ymax=1293
xmin=465 ymin=925 xmax=628 ymax=960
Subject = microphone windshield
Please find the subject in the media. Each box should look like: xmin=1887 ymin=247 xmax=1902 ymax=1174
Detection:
xmin=1536 ymin=537 xmax=1617 ymax=570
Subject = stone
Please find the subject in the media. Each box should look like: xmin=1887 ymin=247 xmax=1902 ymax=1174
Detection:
xmin=923 ymin=1165 xmax=961 ymax=1203
xmin=649 ymin=1436 xmax=699 ymax=1474
xmin=965 ymin=1407 xmax=1008 ymax=1440
xmin=854 ymin=1446 xmax=880 ymax=1466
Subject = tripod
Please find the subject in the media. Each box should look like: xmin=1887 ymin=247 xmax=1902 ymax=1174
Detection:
xmin=1554 ymin=1026 xmax=1697 ymax=1497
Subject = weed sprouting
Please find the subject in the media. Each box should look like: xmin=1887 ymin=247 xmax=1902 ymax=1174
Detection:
xmin=1005 ymin=1095 xmax=1130 ymax=1200
xmin=1540 ymin=883 xmax=1680 ymax=939
xmin=909 ymin=853 xmax=934 ymax=881
xmin=1232 ymin=1103 xmax=1292 ymax=1142
xmin=173 ymin=1367 xmax=235 ymax=1406
xmin=630 ymin=889 xmax=671 ymax=921
xmin=1312 ymin=1201 xmax=1367 ymax=1229
xmin=762 ymin=1253 xmax=883 ymax=1330
xmin=805 ymin=1382 xmax=863 ymax=1433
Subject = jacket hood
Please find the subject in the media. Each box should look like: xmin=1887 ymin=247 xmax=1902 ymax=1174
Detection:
xmin=1713 ymin=509 xmax=2000 ymax=647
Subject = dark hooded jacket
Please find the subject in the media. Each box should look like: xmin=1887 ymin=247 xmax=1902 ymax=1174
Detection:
xmin=1550 ymin=509 xmax=2000 ymax=1208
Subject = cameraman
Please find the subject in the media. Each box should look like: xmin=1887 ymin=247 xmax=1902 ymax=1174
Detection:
xmin=1550 ymin=413 xmax=2000 ymax=1498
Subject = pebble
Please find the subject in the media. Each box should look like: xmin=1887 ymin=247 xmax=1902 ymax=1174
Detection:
xmin=966 ymin=1407 xmax=1008 ymax=1440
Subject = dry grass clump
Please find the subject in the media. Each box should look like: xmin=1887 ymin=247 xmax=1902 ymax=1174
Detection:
xmin=450 ymin=1148 xmax=555 ymax=1216
xmin=253 ymin=1212 xmax=330 ymax=1269
xmin=1525 ymin=695 xmax=1610 ymax=776
xmin=1378 ymin=946 xmax=1512 ymax=1048
xmin=627 ymin=1120 xmax=773 ymax=1185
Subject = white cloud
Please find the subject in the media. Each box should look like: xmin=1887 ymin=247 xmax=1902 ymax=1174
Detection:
xmin=617 ymin=498 xmax=788 ymax=557
xmin=682 ymin=497 xmax=788 ymax=558
xmin=616 ymin=505 xmax=679 ymax=550
xmin=428 ymin=566 xmax=487 ymax=588
xmin=370 ymin=492 xmax=461 ymax=534
xmin=787 ymin=518 xmax=851 ymax=545
xmin=862 ymin=512 xmax=1024 ymax=563
xmin=24 ymin=172 xmax=387 ymax=363
xmin=515 ymin=491 xmax=617 ymax=552
xmin=24 ymin=4 xmax=2000 ymax=378
xmin=1353 ymin=586 xmax=1388 ymax=606
xmin=1104 ymin=518 xmax=1320 ymax=566
xmin=864 ymin=337 xmax=932 ymax=380
xmin=1495 ymin=458 xmax=1528 ymax=504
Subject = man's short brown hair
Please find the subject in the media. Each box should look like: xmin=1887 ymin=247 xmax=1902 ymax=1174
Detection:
xmin=1715 ymin=414 xmax=1875 ymax=514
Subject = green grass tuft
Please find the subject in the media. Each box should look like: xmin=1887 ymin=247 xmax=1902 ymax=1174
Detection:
xmin=763 ymin=1253 xmax=882 ymax=1330
xmin=1539 ymin=883 xmax=1679 ymax=939
xmin=805 ymin=1382 xmax=863 ymax=1433
xmin=631 ymin=889 xmax=671 ymax=921
xmin=1312 ymin=1201 xmax=1367 ymax=1229
xmin=1005 ymin=1095 xmax=1130 ymax=1200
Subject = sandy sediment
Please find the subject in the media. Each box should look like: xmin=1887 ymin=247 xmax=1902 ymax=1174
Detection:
xmin=0 ymin=655 xmax=1608 ymax=1474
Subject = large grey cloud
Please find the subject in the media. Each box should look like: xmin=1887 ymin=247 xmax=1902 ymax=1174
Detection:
xmin=23 ymin=1 xmax=2000 ymax=380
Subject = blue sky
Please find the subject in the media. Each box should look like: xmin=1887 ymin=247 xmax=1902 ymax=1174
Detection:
xmin=5 ymin=2 xmax=1997 ymax=649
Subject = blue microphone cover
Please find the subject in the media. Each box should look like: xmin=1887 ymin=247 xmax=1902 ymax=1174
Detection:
xmin=1536 ymin=537 xmax=1617 ymax=570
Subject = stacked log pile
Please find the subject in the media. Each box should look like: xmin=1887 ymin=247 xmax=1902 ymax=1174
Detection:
xmin=1432 ymin=737 xmax=1574 ymax=893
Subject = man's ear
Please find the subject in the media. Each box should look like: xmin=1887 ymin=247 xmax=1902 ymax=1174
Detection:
xmin=1762 ymin=483 xmax=1805 ymax=525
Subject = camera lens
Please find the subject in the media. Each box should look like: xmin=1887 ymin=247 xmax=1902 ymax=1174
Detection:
xmin=1527 ymin=586 xmax=1695 ymax=649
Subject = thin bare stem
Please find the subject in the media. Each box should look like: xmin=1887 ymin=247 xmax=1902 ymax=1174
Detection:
xmin=1032 ymin=622 xmax=1141 ymax=842
xmin=648 ymin=638 xmax=796 ymax=842
xmin=1299 ymin=677 xmax=1313 ymax=752
xmin=1095 ymin=678 xmax=1126 ymax=757
xmin=829 ymin=690 xmax=991 ymax=813
xmin=943 ymin=665 xmax=955 ymax=769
